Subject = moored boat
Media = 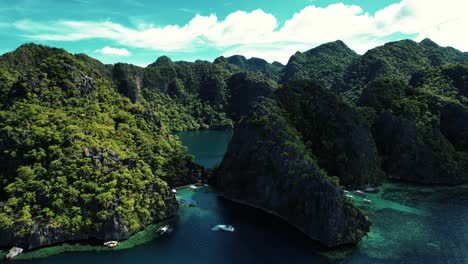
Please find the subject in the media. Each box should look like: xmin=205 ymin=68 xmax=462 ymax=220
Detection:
xmin=364 ymin=187 xmax=378 ymax=193
xmin=355 ymin=190 xmax=366 ymax=197
xmin=5 ymin=247 xmax=23 ymax=259
xmin=158 ymin=225 xmax=174 ymax=234
xmin=103 ymin=241 xmax=119 ymax=248
xmin=211 ymin=224 xmax=235 ymax=232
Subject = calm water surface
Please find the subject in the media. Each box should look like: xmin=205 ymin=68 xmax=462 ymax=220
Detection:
xmin=9 ymin=130 xmax=468 ymax=264
xmin=175 ymin=130 xmax=233 ymax=168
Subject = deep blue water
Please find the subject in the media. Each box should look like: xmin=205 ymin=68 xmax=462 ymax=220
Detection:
xmin=9 ymin=130 xmax=468 ymax=264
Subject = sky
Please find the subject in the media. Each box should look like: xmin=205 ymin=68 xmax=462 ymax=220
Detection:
xmin=0 ymin=0 xmax=466 ymax=66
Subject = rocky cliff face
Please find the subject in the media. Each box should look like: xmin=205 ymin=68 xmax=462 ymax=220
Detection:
xmin=0 ymin=202 xmax=177 ymax=249
xmin=281 ymin=40 xmax=358 ymax=91
xmin=358 ymin=77 xmax=468 ymax=184
xmin=277 ymin=81 xmax=384 ymax=187
xmin=0 ymin=146 xmax=179 ymax=249
xmin=211 ymin=98 xmax=370 ymax=247
xmin=372 ymin=112 xmax=465 ymax=184
xmin=227 ymin=72 xmax=278 ymax=122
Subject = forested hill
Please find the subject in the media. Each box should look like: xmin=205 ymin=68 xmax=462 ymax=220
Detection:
xmin=0 ymin=44 xmax=204 ymax=249
xmin=0 ymin=38 xmax=467 ymax=249
xmin=111 ymin=54 xmax=280 ymax=131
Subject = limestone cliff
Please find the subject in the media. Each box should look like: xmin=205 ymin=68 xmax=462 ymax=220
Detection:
xmin=211 ymin=98 xmax=370 ymax=247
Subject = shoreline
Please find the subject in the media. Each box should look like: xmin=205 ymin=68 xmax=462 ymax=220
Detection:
xmin=0 ymin=185 xmax=195 ymax=260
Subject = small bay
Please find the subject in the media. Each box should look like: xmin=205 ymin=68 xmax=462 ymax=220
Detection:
xmin=8 ymin=130 xmax=468 ymax=264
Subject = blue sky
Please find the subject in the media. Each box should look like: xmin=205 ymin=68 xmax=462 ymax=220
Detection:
xmin=0 ymin=0 xmax=466 ymax=65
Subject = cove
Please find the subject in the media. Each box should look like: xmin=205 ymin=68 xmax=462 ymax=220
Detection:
xmin=174 ymin=129 xmax=233 ymax=168
xmin=6 ymin=130 xmax=468 ymax=263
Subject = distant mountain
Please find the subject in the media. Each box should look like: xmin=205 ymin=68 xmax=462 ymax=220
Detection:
xmin=214 ymin=55 xmax=284 ymax=81
xmin=343 ymin=39 xmax=468 ymax=100
xmin=281 ymin=40 xmax=358 ymax=91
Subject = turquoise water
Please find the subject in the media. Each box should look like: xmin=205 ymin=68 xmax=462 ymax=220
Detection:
xmin=175 ymin=130 xmax=233 ymax=168
xmin=6 ymin=130 xmax=468 ymax=263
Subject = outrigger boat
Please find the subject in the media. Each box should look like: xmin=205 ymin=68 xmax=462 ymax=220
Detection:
xmin=103 ymin=241 xmax=118 ymax=248
xmin=157 ymin=225 xmax=174 ymax=234
xmin=5 ymin=247 xmax=23 ymax=259
xmin=211 ymin=224 xmax=235 ymax=232
xmin=354 ymin=190 xmax=366 ymax=197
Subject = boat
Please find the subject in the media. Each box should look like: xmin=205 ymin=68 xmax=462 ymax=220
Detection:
xmin=354 ymin=190 xmax=366 ymax=197
xmin=158 ymin=225 xmax=174 ymax=234
xmin=363 ymin=199 xmax=373 ymax=204
xmin=5 ymin=247 xmax=23 ymax=259
xmin=343 ymin=190 xmax=349 ymax=194
xmin=103 ymin=241 xmax=118 ymax=248
xmin=345 ymin=194 xmax=355 ymax=199
xmin=189 ymin=185 xmax=199 ymax=191
xmin=195 ymin=181 xmax=203 ymax=186
xmin=364 ymin=187 xmax=378 ymax=193
xmin=171 ymin=188 xmax=177 ymax=194
xmin=177 ymin=198 xmax=197 ymax=207
xmin=211 ymin=224 xmax=235 ymax=232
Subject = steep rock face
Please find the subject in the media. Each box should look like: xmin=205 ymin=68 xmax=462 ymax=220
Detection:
xmin=0 ymin=202 xmax=176 ymax=249
xmin=112 ymin=63 xmax=144 ymax=103
xmin=372 ymin=112 xmax=465 ymax=184
xmin=441 ymin=64 xmax=468 ymax=97
xmin=359 ymin=78 xmax=467 ymax=184
xmin=212 ymin=98 xmax=370 ymax=247
xmin=277 ymin=81 xmax=384 ymax=187
xmin=281 ymin=40 xmax=358 ymax=91
xmin=440 ymin=103 xmax=468 ymax=152
xmin=227 ymin=72 xmax=278 ymax=122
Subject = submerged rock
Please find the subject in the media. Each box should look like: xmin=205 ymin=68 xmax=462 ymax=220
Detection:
xmin=211 ymin=98 xmax=370 ymax=247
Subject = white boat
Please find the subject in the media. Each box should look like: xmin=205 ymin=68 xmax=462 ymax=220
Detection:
xmin=364 ymin=187 xmax=378 ymax=193
xmin=211 ymin=224 xmax=235 ymax=232
xmin=189 ymin=185 xmax=199 ymax=191
xmin=355 ymin=190 xmax=366 ymax=197
xmin=171 ymin=189 xmax=177 ymax=193
xmin=363 ymin=199 xmax=373 ymax=204
xmin=158 ymin=225 xmax=173 ymax=234
xmin=345 ymin=194 xmax=355 ymax=199
xmin=103 ymin=241 xmax=118 ymax=248
xmin=5 ymin=247 xmax=23 ymax=259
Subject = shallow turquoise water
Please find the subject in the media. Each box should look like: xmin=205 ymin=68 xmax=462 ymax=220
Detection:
xmin=8 ymin=130 xmax=468 ymax=263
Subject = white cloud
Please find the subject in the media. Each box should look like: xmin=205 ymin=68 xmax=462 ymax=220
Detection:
xmin=98 ymin=46 xmax=131 ymax=56
xmin=204 ymin=9 xmax=278 ymax=46
xmin=12 ymin=0 xmax=468 ymax=63
xmin=278 ymin=4 xmax=375 ymax=44
xmin=375 ymin=0 xmax=468 ymax=50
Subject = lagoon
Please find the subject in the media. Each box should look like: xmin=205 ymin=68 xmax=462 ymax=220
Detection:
xmin=8 ymin=130 xmax=468 ymax=264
